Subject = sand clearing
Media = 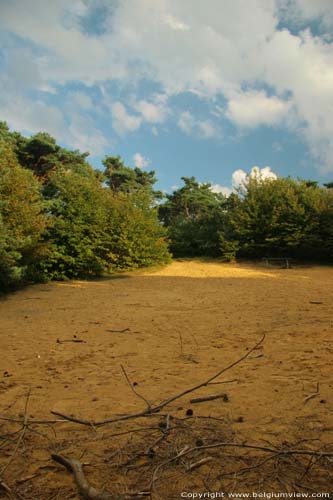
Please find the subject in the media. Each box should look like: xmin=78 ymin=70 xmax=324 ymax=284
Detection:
xmin=0 ymin=260 xmax=332 ymax=497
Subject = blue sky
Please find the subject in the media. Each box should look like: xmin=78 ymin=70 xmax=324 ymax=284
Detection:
xmin=0 ymin=0 xmax=333 ymax=193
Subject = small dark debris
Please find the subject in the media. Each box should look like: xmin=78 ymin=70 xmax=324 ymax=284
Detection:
xmin=186 ymin=409 xmax=193 ymax=416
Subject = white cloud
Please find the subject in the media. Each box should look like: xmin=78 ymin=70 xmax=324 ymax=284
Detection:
xmin=178 ymin=111 xmax=218 ymax=139
xmin=210 ymin=183 xmax=233 ymax=196
xmin=164 ymin=14 xmax=189 ymax=31
xmin=71 ymin=91 xmax=93 ymax=111
xmin=1 ymin=0 xmax=333 ymax=170
xmin=133 ymin=98 xmax=168 ymax=123
xmin=226 ymin=90 xmax=292 ymax=128
xmin=279 ymin=0 xmax=333 ymax=30
xmin=133 ymin=153 xmax=150 ymax=169
xmin=232 ymin=166 xmax=278 ymax=188
xmin=110 ymin=102 xmax=142 ymax=135
xmin=0 ymin=80 xmax=66 ymax=139
xmin=68 ymin=113 xmax=109 ymax=156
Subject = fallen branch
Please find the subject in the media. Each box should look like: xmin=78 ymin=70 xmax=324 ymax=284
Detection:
xmin=187 ymin=456 xmax=213 ymax=471
xmin=121 ymin=365 xmax=151 ymax=411
xmin=51 ymin=334 xmax=265 ymax=426
xmin=51 ymin=454 xmax=115 ymax=500
xmin=207 ymin=379 xmax=238 ymax=385
xmin=0 ymin=389 xmax=31 ymax=476
xmin=190 ymin=393 xmax=229 ymax=404
xmin=106 ymin=328 xmax=130 ymax=333
xmin=57 ymin=339 xmax=86 ymax=344
xmin=150 ymin=440 xmax=333 ymax=496
xmin=304 ymin=382 xmax=320 ymax=403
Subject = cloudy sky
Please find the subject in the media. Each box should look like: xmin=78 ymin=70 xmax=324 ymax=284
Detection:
xmin=1 ymin=0 xmax=333 ymax=193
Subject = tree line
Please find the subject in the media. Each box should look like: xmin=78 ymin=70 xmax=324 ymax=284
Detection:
xmin=1 ymin=122 xmax=332 ymax=292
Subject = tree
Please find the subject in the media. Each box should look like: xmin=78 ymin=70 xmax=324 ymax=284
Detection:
xmin=103 ymin=155 xmax=161 ymax=198
xmin=0 ymin=139 xmax=48 ymax=291
xmin=159 ymin=177 xmax=227 ymax=256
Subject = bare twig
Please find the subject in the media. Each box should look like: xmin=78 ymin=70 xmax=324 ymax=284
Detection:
xmin=190 ymin=393 xmax=228 ymax=404
xmin=187 ymin=456 xmax=213 ymax=471
xmin=0 ymin=388 xmax=31 ymax=475
xmin=51 ymin=334 xmax=265 ymax=426
xmin=120 ymin=365 xmax=151 ymax=411
xmin=304 ymin=382 xmax=320 ymax=403
xmin=106 ymin=328 xmax=130 ymax=333
xmin=207 ymin=379 xmax=239 ymax=385
xmin=57 ymin=339 xmax=86 ymax=344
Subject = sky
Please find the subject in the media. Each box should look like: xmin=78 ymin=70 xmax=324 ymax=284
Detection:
xmin=0 ymin=0 xmax=333 ymax=194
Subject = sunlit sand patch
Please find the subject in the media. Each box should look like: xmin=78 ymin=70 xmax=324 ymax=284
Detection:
xmin=142 ymin=260 xmax=278 ymax=278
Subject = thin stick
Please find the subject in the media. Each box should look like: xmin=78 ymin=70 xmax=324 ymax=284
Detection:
xmin=187 ymin=456 xmax=213 ymax=471
xmin=190 ymin=393 xmax=228 ymax=404
xmin=51 ymin=334 xmax=265 ymax=427
xmin=0 ymin=389 xmax=31 ymax=475
xmin=120 ymin=365 xmax=151 ymax=411
xmin=155 ymin=333 xmax=265 ymax=410
xmin=106 ymin=328 xmax=130 ymax=333
xmin=207 ymin=379 xmax=238 ymax=385
xmin=304 ymin=382 xmax=320 ymax=403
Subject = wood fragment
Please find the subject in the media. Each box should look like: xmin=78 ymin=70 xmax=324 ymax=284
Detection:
xmin=106 ymin=328 xmax=130 ymax=333
xmin=56 ymin=339 xmax=86 ymax=344
xmin=187 ymin=456 xmax=213 ymax=471
xmin=16 ymin=473 xmax=40 ymax=484
xmin=190 ymin=393 xmax=229 ymax=404
xmin=52 ymin=334 xmax=265 ymax=427
xmin=0 ymin=388 xmax=31 ymax=475
xmin=121 ymin=364 xmax=151 ymax=411
xmin=52 ymin=454 xmax=116 ymax=500
xmin=207 ymin=379 xmax=239 ymax=385
xmin=304 ymin=382 xmax=320 ymax=403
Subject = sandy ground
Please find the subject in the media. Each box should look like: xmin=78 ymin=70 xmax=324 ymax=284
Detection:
xmin=0 ymin=260 xmax=332 ymax=498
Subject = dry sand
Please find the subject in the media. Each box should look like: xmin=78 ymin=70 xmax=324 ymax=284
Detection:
xmin=0 ymin=260 xmax=332 ymax=498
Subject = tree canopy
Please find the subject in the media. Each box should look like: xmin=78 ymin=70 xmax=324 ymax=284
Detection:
xmin=1 ymin=121 xmax=332 ymax=293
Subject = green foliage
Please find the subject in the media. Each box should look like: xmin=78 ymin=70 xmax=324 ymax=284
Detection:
xmin=105 ymin=190 xmax=171 ymax=269
xmin=161 ymin=173 xmax=333 ymax=262
xmin=0 ymin=138 xmax=47 ymax=292
xmin=1 ymin=119 xmax=332 ymax=294
xmin=0 ymin=123 xmax=170 ymax=291
xmin=224 ymin=176 xmax=333 ymax=261
xmin=103 ymin=155 xmax=162 ymax=198
xmin=159 ymin=177 xmax=227 ymax=256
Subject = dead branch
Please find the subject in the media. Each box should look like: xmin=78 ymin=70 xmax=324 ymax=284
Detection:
xmin=52 ymin=454 xmax=116 ymax=499
xmin=149 ymin=439 xmax=333 ymax=496
xmin=190 ymin=393 xmax=229 ymax=404
xmin=172 ymin=441 xmax=333 ymax=459
xmin=0 ymin=389 xmax=31 ymax=476
xmin=106 ymin=328 xmax=130 ymax=333
xmin=304 ymin=382 xmax=320 ymax=403
xmin=120 ymin=365 xmax=151 ymax=411
xmin=187 ymin=456 xmax=213 ymax=471
xmin=51 ymin=334 xmax=265 ymax=426
xmin=57 ymin=338 xmax=86 ymax=344
xmin=207 ymin=379 xmax=239 ymax=385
